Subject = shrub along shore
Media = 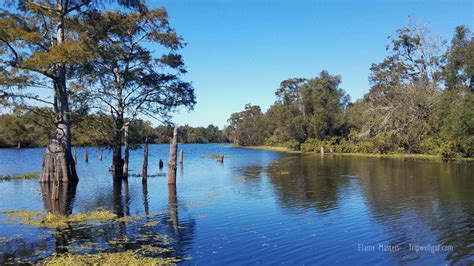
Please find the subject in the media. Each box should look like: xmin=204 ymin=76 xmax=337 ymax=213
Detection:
xmin=242 ymin=145 xmax=474 ymax=162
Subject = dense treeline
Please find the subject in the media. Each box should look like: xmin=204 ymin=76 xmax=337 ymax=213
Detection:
xmin=227 ymin=24 xmax=473 ymax=158
xmin=0 ymin=111 xmax=225 ymax=148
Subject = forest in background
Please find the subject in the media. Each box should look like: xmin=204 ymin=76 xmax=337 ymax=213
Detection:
xmin=1 ymin=23 xmax=472 ymax=159
xmin=0 ymin=110 xmax=225 ymax=148
xmin=226 ymin=24 xmax=473 ymax=159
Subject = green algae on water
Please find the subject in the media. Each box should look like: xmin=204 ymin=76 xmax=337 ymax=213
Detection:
xmin=43 ymin=250 xmax=180 ymax=266
xmin=0 ymin=172 xmax=39 ymax=181
xmin=0 ymin=210 xmax=117 ymax=228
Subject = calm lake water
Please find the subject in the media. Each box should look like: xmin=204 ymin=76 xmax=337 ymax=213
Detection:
xmin=0 ymin=144 xmax=473 ymax=264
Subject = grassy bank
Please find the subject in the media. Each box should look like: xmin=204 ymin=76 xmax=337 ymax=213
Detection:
xmin=240 ymin=145 xmax=474 ymax=162
xmin=238 ymin=145 xmax=301 ymax=153
xmin=0 ymin=172 xmax=39 ymax=181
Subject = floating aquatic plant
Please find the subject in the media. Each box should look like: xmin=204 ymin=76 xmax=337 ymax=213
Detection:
xmin=43 ymin=250 xmax=180 ymax=266
xmin=0 ymin=172 xmax=39 ymax=181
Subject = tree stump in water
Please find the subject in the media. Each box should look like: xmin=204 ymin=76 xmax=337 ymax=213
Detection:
xmin=99 ymin=153 xmax=103 ymax=161
xmin=84 ymin=148 xmax=89 ymax=162
xmin=159 ymin=159 xmax=164 ymax=169
xmin=167 ymin=128 xmax=178 ymax=184
xmin=142 ymin=138 xmax=149 ymax=183
xmin=320 ymin=146 xmax=325 ymax=156
xmin=217 ymin=155 xmax=224 ymax=163
xmin=179 ymin=149 xmax=184 ymax=165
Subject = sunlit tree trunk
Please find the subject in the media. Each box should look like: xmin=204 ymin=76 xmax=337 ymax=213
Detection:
xmin=40 ymin=1 xmax=78 ymax=183
xmin=122 ymin=124 xmax=130 ymax=178
xmin=167 ymin=127 xmax=178 ymax=184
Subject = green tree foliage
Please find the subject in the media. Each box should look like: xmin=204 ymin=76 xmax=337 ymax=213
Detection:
xmin=227 ymin=24 xmax=473 ymax=158
xmin=228 ymin=71 xmax=349 ymax=150
xmin=73 ymin=8 xmax=195 ymax=176
xmin=227 ymin=104 xmax=268 ymax=146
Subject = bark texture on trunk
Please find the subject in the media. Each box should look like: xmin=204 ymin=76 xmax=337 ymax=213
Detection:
xmin=142 ymin=138 xmax=148 ymax=182
xmin=122 ymin=124 xmax=130 ymax=178
xmin=40 ymin=123 xmax=78 ymax=183
xmin=111 ymin=121 xmax=123 ymax=179
xmin=167 ymin=127 xmax=178 ymax=184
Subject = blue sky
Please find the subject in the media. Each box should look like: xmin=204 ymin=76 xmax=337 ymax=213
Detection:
xmin=148 ymin=0 xmax=472 ymax=128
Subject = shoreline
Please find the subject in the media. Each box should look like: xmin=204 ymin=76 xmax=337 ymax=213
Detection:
xmin=239 ymin=145 xmax=474 ymax=162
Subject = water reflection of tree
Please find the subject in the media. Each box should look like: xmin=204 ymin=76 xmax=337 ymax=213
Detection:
xmin=265 ymin=155 xmax=350 ymax=213
xmin=349 ymin=158 xmax=474 ymax=263
xmin=0 ymin=180 xmax=196 ymax=264
xmin=41 ymin=182 xmax=78 ymax=255
xmin=40 ymin=182 xmax=77 ymax=216
xmin=232 ymin=165 xmax=266 ymax=198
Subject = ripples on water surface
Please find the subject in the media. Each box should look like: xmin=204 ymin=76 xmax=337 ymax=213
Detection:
xmin=0 ymin=144 xmax=473 ymax=264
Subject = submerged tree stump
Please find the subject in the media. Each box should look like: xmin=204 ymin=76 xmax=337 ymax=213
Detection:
xmin=179 ymin=149 xmax=184 ymax=165
xmin=217 ymin=155 xmax=224 ymax=163
xmin=84 ymin=148 xmax=89 ymax=162
xmin=142 ymin=138 xmax=149 ymax=183
xmin=167 ymin=128 xmax=178 ymax=184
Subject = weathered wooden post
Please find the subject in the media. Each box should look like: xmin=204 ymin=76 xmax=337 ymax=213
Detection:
xmin=179 ymin=149 xmax=184 ymax=165
xmin=320 ymin=146 xmax=324 ymax=156
xmin=167 ymin=128 xmax=178 ymax=184
xmin=84 ymin=148 xmax=88 ymax=162
xmin=73 ymin=147 xmax=77 ymax=165
xmin=142 ymin=138 xmax=149 ymax=183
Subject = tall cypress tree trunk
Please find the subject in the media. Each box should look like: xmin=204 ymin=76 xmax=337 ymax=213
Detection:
xmin=167 ymin=127 xmax=178 ymax=184
xmin=111 ymin=123 xmax=123 ymax=180
xmin=142 ymin=138 xmax=148 ymax=182
xmin=122 ymin=124 xmax=130 ymax=178
xmin=40 ymin=5 xmax=77 ymax=183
